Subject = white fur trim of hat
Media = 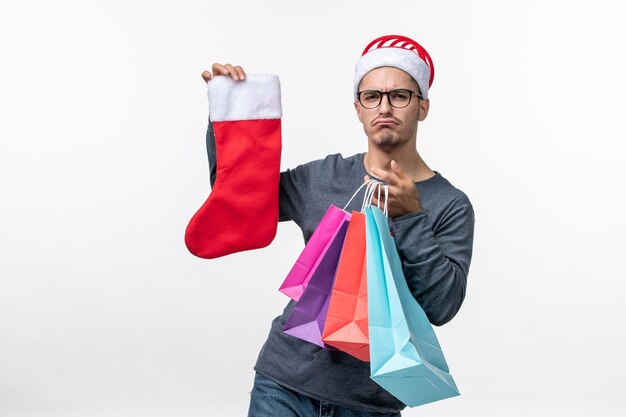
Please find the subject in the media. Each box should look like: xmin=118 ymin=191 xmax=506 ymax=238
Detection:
xmin=354 ymin=35 xmax=434 ymax=100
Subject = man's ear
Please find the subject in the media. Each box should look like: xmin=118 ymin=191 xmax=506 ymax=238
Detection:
xmin=418 ymin=98 xmax=430 ymax=121
xmin=354 ymin=101 xmax=364 ymax=123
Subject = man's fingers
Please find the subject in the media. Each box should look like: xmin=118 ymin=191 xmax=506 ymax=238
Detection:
xmin=371 ymin=166 xmax=399 ymax=185
xmin=223 ymin=63 xmax=240 ymax=80
xmin=208 ymin=63 xmax=246 ymax=82
xmin=201 ymin=70 xmax=212 ymax=83
xmin=370 ymin=166 xmax=388 ymax=180
xmin=211 ymin=63 xmax=227 ymax=75
xmin=370 ymin=193 xmax=390 ymax=209
xmin=234 ymin=65 xmax=246 ymax=80
xmin=390 ymin=160 xmax=409 ymax=180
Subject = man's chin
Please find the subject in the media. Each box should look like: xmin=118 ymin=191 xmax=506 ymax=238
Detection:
xmin=372 ymin=134 xmax=403 ymax=148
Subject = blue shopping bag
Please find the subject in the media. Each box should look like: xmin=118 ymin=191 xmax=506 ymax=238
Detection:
xmin=365 ymin=205 xmax=459 ymax=407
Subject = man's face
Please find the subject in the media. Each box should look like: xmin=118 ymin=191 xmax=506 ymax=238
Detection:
xmin=354 ymin=67 xmax=429 ymax=149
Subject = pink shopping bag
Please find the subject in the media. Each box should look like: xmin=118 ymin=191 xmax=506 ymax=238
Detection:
xmin=279 ymin=205 xmax=351 ymax=301
xmin=283 ymin=220 xmax=349 ymax=346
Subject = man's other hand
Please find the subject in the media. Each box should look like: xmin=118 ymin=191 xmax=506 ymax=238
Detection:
xmin=201 ymin=63 xmax=246 ymax=83
xmin=365 ymin=160 xmax=423 ymax=217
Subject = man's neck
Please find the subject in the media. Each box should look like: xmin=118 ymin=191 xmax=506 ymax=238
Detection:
xmin=364 ymin=140 xmax=435 ymax=182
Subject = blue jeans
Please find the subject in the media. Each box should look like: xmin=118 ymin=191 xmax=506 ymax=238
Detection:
xmin=247 ymin=373 xmax=401 ymax=417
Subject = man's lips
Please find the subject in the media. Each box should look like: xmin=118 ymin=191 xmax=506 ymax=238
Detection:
xmin=372 ymin=118 xmax=399 ymax=126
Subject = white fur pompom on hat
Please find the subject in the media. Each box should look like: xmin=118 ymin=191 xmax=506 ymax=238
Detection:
xmin=354 ymin=35 xmax=434 ymax=100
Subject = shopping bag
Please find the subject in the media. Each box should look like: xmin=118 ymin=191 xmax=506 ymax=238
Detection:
xmin=321 ymin=211 xmax=370 ymax=361
xmin=281 ymin=180 xmax=382 ymax=348
xmin=282 ymin=220 xmax=350 ymax=346
xmin=279 ymin=205 xmax=351 ymax=301
xmin=366 ymin=205 xmax=459 ymax=407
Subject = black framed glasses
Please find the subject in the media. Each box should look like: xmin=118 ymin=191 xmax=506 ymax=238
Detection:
xmin=357 ymin=89 xmax=423 ymax=109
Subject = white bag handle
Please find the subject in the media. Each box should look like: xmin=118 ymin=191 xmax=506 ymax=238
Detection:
xmin=343 ymin=179 xmax=378 ymax=211
xmin=372 ymin=182 xmax=389 ymax=217
xmin=343 ymin=179 xmax=389 ymax=217
xmin=360 ymin=180 xmax=377 ymax=212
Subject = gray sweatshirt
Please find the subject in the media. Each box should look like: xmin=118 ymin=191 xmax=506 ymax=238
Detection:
xmin=206 ymin=123 xmax=475 ymax=413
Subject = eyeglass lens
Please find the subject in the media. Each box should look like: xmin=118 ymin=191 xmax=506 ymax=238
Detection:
xmin=359 ymin=89 xmax=415 ymax=109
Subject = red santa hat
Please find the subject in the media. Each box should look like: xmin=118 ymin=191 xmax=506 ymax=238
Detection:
xmin=354 ymin=35 xmax=434 ymax=100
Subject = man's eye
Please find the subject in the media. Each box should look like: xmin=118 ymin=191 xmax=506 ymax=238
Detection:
xmin=363 ymin=93 xmax=379 ymax=101
xmin=391 ymin=92 xmax=409 ymax=100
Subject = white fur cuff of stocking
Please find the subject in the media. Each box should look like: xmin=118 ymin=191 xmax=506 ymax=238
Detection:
xmin=208 ymin=74 xmax=282 ymax=122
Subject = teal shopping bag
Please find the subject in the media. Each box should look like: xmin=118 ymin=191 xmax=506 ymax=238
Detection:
xmin=365 ymin=206 xmax=459 ymax=407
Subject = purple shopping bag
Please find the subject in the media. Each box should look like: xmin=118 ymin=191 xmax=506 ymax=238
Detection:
xmin=282 ymin=220 xmax=350 ymax=346
xmin=279 ymin=205 xmax=351 ymax=301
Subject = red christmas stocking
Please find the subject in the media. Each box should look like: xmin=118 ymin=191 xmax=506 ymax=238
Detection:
xmin=185 ymin=75 xmax=282 ymax=259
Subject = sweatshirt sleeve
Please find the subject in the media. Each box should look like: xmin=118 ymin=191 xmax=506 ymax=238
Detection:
xmin=390 ymin=199 xmax=475 ymax=326
xmin=278 ymin=165 xmax=311 ymax=224
xmin=206 ymin=122 xmax=218 ymax=187
xmin=205 ymin=121 xmax=309 ymax=224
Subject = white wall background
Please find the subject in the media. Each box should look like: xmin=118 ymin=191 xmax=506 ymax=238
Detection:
xmin=1 ymin=0 xmax=625 ymax=416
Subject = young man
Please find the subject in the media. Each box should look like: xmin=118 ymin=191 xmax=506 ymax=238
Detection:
xmin=202 ymin=35 xmax=474 ymax=417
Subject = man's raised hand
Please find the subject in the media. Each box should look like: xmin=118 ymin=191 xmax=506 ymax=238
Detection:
xmin=201 ymin=63 xmax=246 ymax=83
